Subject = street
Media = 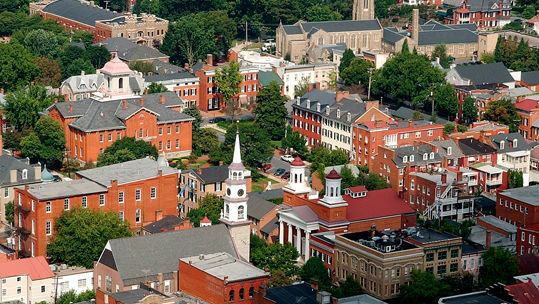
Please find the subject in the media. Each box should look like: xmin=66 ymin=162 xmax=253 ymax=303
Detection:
xmin=267 ymin=154 xmax=311 ymax=178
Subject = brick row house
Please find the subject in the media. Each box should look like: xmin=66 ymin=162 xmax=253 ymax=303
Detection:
xmin=515 ymin=99 xmax=539 ymax=141
xmin=194 ymin=55 xmax=260 ymax=112
xmin=144 ymin=72 xmax=200 ymax=107
xmin=14 ymin=157 xmax=178 ymax=258
xmin=30 ymin=0 xmax=168 ymax=46
xmin=448 ymin=0 xmax=512 ymax=29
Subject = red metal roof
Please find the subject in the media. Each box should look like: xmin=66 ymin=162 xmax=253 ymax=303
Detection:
xmin=348 ymin=186 xmax=367 ymax=192
xmin=200 ymin=214 xmax=211 ymax=224
xmin=515 ymin=99 xmax=539 ymax=112
xmin=0 ymin=256 xmax=54 ymax=280
xmin=325 ymin=169 xmax=341 ymax=180
xmin=290 ymin=156 xmax=305 ymax=167
xmin=344 ymin=188 xmax=415 ymax=222
xmin=527 ymin=15 xmax=539 ymax=23
xmin=505 ymin=280 xmax=539 ymax=304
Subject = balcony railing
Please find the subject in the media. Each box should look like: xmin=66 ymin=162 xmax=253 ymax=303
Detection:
xmin=486 ymin=178 xmax=503 ymax=186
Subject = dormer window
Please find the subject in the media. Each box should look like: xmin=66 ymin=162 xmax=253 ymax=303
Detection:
xmin=410 ymin=155 xmax=414 ymax=162
xmin=423 ymin=153 xmax=428 ymax=160
xmin=430 ymin=152 xmax=434 ymax=159
xmin=22 ymin=169 xmax=28 ymax=180
xmin=447 ymin=147 xmax=452 ymax=156
xmin=513 ymin=139 xmax=517 ymax=148
xmin=337 ymin=109 xmax=341 ymax=118
xmin=403 ymin=156 xmax=408 ymax=163
xmin=500 ymin=140 xmax=504 ymax=150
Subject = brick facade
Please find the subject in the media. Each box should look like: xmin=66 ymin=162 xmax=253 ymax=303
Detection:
xmin=496 ymin=187 xmax=539 ymax=227
xmin=517 ymin=224 xmax=539 ymax=255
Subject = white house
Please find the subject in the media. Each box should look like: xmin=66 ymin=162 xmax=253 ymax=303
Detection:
xmin=52 ymin=264 xmax=94 ymax=296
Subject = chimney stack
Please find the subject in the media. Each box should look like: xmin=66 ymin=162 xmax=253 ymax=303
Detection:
xmin=412 ymin=9 xmax=419 ymax=42
xmin=155 ymin=209 xmax=163 ymax=221
xmin=310 ymin=279 xmax=319 ymax=291
xmin=160 ymin=94 xmax=165 ymax=104
xmin=486 ymin=230 xmax=492 ymax=249
xmin=441 ymin=173 xmax=447 ymax=184
xmin=122 ymin=100 xmax=127 ymax=109
xmin=54 ymin=97 xmax=58 ymax=103
xmin=308 ymin=83 xmax=314 ymax=92
xmin=139 ymin=98 xmax=144 ymax=107
xmin=197 ymin=168 xmax=202 ymax=174
xmin=0 ymin=88 xmax=3 ymax=94
xmin=64 ymin=94 xmax=68 ymax=102
xmin=335 ymin=91 xmax=350 ymax=102
xmin=69 ymin=103 xmax=73 ymax=113
xmin=207 ymin=54 xmax=213 ymax=66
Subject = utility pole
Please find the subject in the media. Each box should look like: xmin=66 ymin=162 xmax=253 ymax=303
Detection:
xmin=245 ymin=21 xmax=248 ymax=45
xmin=431 ymin=89 xmax=435 ymax=118
xmin=367 ymin=68 xmax=374 ymax=100
xmin=104 ymin=0 xmax=110 ymax=9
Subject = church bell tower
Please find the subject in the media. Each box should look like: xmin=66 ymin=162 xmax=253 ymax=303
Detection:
xmin=353 ymin=0 xmax=375 ymax=20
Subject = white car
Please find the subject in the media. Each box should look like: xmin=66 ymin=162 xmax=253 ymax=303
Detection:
xmin=281 ymin=155 xmax=294 ymax=162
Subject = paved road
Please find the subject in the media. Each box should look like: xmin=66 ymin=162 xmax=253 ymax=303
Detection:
xmin=267 ymin=155 xmax=311 ymax=177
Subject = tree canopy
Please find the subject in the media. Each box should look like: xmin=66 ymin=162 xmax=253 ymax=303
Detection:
xmin=430 ymin=44 xmax=451 ymax=69
xmin=301 ymin=257 xmax=331 ymax=290
xmin=0 ymin=43 xmax=39 ymax=92
xmin=20 ymin=116 xmax=66 ymax=167
xmin=479 ymin=247 xmax=519 ymax=287
xmin=250 ymin=234 xmax=299 ymax=276
xmin=216 ymin=60 xmax=242 ymax=116
xmin=462 ymin=96 xmax=478 ymax=124
xmin=97 ymin=137 xmax=159 ymax=166
xmin=332 ymin=276 xmax=363 ymax=298
xmin=186 ymin=194 xmax=224 ymax=226
xmin=254 ymin=80 xmax=288 ymax=140
xmin=340 ymin=58 xmax=374 ymax=87
xmin=482 ymin=99 xmax=520 ymax=132
xmin=400 ymin=270 xmax=452 ymax=304
xmin=338 ymin=49 xmax=355 ymax=75
xmin=47 ymin=208 xmax=132 ymax=268
xmin=2 ymin=85 xmax=56 ymax=130
xmin=282 ymin=126 xmax=308 ymax=156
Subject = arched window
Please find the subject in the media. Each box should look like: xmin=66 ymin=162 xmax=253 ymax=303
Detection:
xmin=351 ymin=35 xmax=356 ymax=49
xmin=299 ymin=174 xmax=302 ymax=183
xmin=229 ymin=290 xmax=235 ymax=302
xmin=410 ymin=155 xmax=414 ymax=162
xmin=238 ymin=206 xmax=245 ymax=219
xmin=238 ymin=171 xmax=242 ymax=178
xmin=403 ymin=156 xmax=408 ymax=163
xmin=294 ymin=174 xmax=298 ymax=183
xmin=423 ymin=153 xmax=428 ymax=160
xmin=119 ymin=78 xmax=123 ymax=89
xmin=138 ymin=31 xmax=143 ymax=37
xmin=233 ymin=172 xmax=238 ymax=179
xmin=500 ymin=141 xmax=505 ymax=149
xmin=22 ymin=169 xmax=28 ymax=180
xmin=239 ymin=288 xmax=244 ymax=300
xmin=330 ymin=186 xmax=334 ymax=197
xmin=226 ymin=204 xmax=230 ymax=216
xmin=430 ymin=152 xmax=434 ymax=159
xmin=249 ymin=287 xmax=254 ymax=298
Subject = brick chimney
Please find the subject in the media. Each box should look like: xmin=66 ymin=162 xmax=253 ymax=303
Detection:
xmin=308 ymin=83 xmax=314 ymax=92
xmin=207 ymin=54 xmax=213 ymax=66
xmin=54 ymin=97 xmax=58 ymax=103
xmin=365 ymin=100 xmax=379 ymax=110
xmin=441 ymin=173 xmax=447 ymax=184
xmin=64 ymin=94 xmax=68 ymax=102
xmin=310 ymin=279 xmax=319 ymax=291
xmin=0 ymin=88 xmax=3 ymax=94
xmin=486 ymin=230 xmax=491 ymax=249
xmin=156 ymin=210 xmax=163 ymax=221
xmin=160 ymin=94 xmax=165 ymax=104
xmin=412 ymin=9 xmax=419 ymax=42
xmin=219 ymin=160 xmax=224 ymax=166
xmin=122 ymin=100 xmax=127 ymax=109
xmin=184 ymin=63 xmax=189 ymax=69
xmin=335 ymin=91 xmax=350 ymax=102
xmin=69 ymin=103 xmax=73 ymax=114
xmin=139 ymin=98 xmax=144 ymax=107
xmin=197 ymin=168 xmax=202 ymax=174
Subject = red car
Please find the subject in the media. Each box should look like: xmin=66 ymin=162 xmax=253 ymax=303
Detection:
xmin=281 ymin=171 xmax=290 ymax=180
xmin=263 ymin=164 xmax=272 ymax=171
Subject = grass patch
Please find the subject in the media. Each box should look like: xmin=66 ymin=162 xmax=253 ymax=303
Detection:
xmin=271 ymin=140 xmax=282 ymax=148
xmin=244 ymin=42 xmax=264 ymax=50
xmin=253 ymin=176 xmax=279 ymax=185
xmin=269 ymin=197 xmax=283 ymax=205
xmin=251 ymin=185 xmax=263 ymax=192
xmin=188 ymin=160 xmax=209 ymax=169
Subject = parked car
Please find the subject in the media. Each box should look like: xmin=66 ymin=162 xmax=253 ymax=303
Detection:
xmin=281 ymin=171 xmax=290 ymax=180
xmin=263 ymin=164 xmax=272 ymax=171
xmin=209 ymin=117 xmax=226 ymax=124
xmin=281 ymin=155 xmax=294 ymax=162
xmin=274 ymin=168 xmax=286 ymax=176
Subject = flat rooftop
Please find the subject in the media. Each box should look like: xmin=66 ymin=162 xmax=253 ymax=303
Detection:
xmin=439 ymin=291 xmax=505 ymax=304
xmin=500 ymin=185 xmax=539 ymax=206
xmin=52 ymin=264 xmax=92 ymax=276
xmin=340 ymin=230 xmax=418 ymax=253
xmin=478 ymin=215 xmax=517 ymax=233
xmin=409 ymin=228 xmax=460 ymax=244
xmin=180 ymin=252 xmax=268 ymax=282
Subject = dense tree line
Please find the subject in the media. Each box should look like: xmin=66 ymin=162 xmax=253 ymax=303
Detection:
xmin=494 ymin=36 xmax=539 ymax=72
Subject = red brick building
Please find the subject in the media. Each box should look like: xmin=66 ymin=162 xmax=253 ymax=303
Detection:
xmin=447 ymin=121 xmax=509 ymax=141
xmin=515 ymin=99 xmax=539 ymax=141
xmin=277 ymin=157 xmax=416 ymax=262
xmin=517 ymin=224 xmax=539 ymax=255
xmin=496 ymin=185 xmax=539 ymax=228
xmin=448 ymin=0 xmax=511 ymax=29
xmin=309 ymin=232 xmax=336 ymax=279
xmin=14 ymin=157 xmax=178 ymax=258
xmin=194 ymin=55 xmax=260 ymax=112
xmin=178 ymin=252 xmax=269 ymax=304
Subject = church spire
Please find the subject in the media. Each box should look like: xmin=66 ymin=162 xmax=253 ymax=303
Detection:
xmin=232 ymin=126 xmax=242 ymax=164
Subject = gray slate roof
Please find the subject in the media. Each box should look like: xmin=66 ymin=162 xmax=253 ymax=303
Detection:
xmin=467 ymin=0 xmax=511 ymax=12
xmin=418 ymin=29 xmax=478 ymax=45
xmin=454 ymin=63 xmax=514 ymax=85
xmin=458 ymin=138 xmax=497 ymax=156
xmin=61 ymin=74 xmax=104 ymax=94
xmin=249 ymin=189 xmax=284 ymax=201
xmin=187 ymin=165 xmax=229 ymax=184
xmin=264 ymin=282 xmax=317 ymax=304
xmin=490 ymin=132 xmax=531 ymax=153
xmin=324 ymin=98 xmax=367 ymax=124
xmin=151 ymin=60 xmax=185 ymax=75
xmin=98 ymin=224 xmax=237 ymax=284
xmin=95 ymin=37 xmax=168 ymax=61
xmin=0 ymin=155 xmax=41 ymax=187
xmin=391 ymin=107 xmax=450 ymax=124
xmin=142 ymin=215 xmax=185 ymax=234
xmin=144 ymin=72 xmax=197 ymax=83
xmin=382 ymin=28 xmax=406 ymax=44
xmin=42 ymin=0 xmax=121 ymax=26
xmin=49 ymin=92 xmax=192 ymax=132
xmin=521 ymin=71 xmax=539 ymax=85
xmin=429 ymin=140 xmax=465 ymax=160
xmin=300 ymin=20 xmax=382 ymax=33
xmin=393 ymin=144 xmax=442 ymax=167
xmin=247 ymin=195 xmax=277 ymax=220
xmin=501 ymin=185 xmax=539 ymax=206
xmin=26 ymin=179 xmax=107 ymax=200
xmin=261 ymin=216 xmax=279 ymax=235
xmin=77 ymin=158 xmax=176 ymax=187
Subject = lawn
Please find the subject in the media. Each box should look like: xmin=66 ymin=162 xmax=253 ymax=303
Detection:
xmin=251 ymin=185 xmax=263 ymax=192
xmin=187 ymin=160 xmax=209 ymax=169
xmin=271 ymin=140 xmax=282 ymax=148
xmin=253 ymin=176 xmax=279 ymax=185
xmin=217 ymin=118 xmax=254 ymax=130
xmin=244 ymin=42 xmax=264 ymax=50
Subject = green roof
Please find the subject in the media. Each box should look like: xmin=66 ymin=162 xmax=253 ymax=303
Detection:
xmin=259 ymin=71 xmax=283 ymax=87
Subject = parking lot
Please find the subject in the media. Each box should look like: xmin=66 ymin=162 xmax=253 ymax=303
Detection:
xmin=265 ymin=154 xmax=311 ymax=179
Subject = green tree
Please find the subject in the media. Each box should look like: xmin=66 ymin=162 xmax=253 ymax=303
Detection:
xmin=412 ymin=111 xmax=425 ymax=119
xmin=0 ymin=43 xmax=39 ymax=92
xmin=294 ymin=77 xmax=309 ymax=98
xmin=462 ymin=96 xmax=478 ymax=124
xmin=187 ymin=194 xmax=224 ymax=226
xmin=161 ymin=16 xmax=216 ymax=66
xmin=183 ymin=104 xmax=203 ymax=131
xmin=443 ymin=122 xmax=456 ymax=135
xmin=503 ymin=21 xmax=524 ymax=31
xmin=97 ymin=137 xmax=159 ymax=166
xmin=2 ymin=85 xmax=56 ymax=130
xmin=479 ymin=247 xmax=519 ymax=287
xmin=5 ymin=201 xmax=14 ymax=226
xmin=480 ymin=52 xmax=496 ymax=64
xmin=364 ymin=173 xmax=389 ymax=190
xmin=414 ymin=83 xmax=458 ymax=120
xmin=250 ymin=234 xmax=299 ymax=276
xmin=57 ymin=290 xmax=96 ymax=304
xmin=523 ymin=5 xmax=536 ymax=19
xmin=84 ymin=45 xmax=111 ymax=69
xmin=255 ymin=80 xmax=288 ymax=140
xmin=64 ymin=58 xmax=96 ymax=78
xmin=482 ymin=99 xmax=520 ymax=132
xmin=146 ymin=82 xmax=168 ymax=94
xmin=282 ymin=126 xmax=308 ymax=156
xmin=338 ymin=49 xmax=355 ymax=74
xmin=340 ymin=166 xmax=356 ymax=192
xmin=97 ymin=0 xmax=127 ymax=12
xmin=20 ymin=133 xmax=43 ymax=162
xmin=2 ymin=128 xmax=33 ymax=151
xmin=47 ymin=208 xmax=132 ymax=268
xmin=133 ymin=0 xmax=160 ymax=14
xmin=194 ymin=11 xmax=237 ymax=56
xmin=400 ymin=270 xmax=452 ymax=304
xmin=267 ymin=269 xmax=292 ymax=288
xmin=301 ymin=257 xmax=331 ymax=290
xmin=210 ymin=123 xmax=273 ymax=168
xmin=216 ymin=60 xmax=242 ymax=117
xmin=32 ymin=116 xmax=66 ymax=164
xmin=34 ymin=57 xmax=62 ymax=87
xmin=401 ymin=39 xmax=409 ymax=53
xmin=129 ymin=61 xmax=155 ymax=75
xmin=430 ymin=44 xmax=451 ymax=69
xmin=306 ymin=5 xmax=342 ymax=21
xmin=23 ymin=29 xmax=59 ymax=58
xmin=340 ymin=58 xmax=375 ymax=86
xmin=333 ymin=275 xmax=363 ymax=298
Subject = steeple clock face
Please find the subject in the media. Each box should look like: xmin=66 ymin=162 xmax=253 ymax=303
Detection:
xmin=227 ymin=188 xmax=231 ymax=196
xmin=237 ymin=189 xmax=244 ymax=197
